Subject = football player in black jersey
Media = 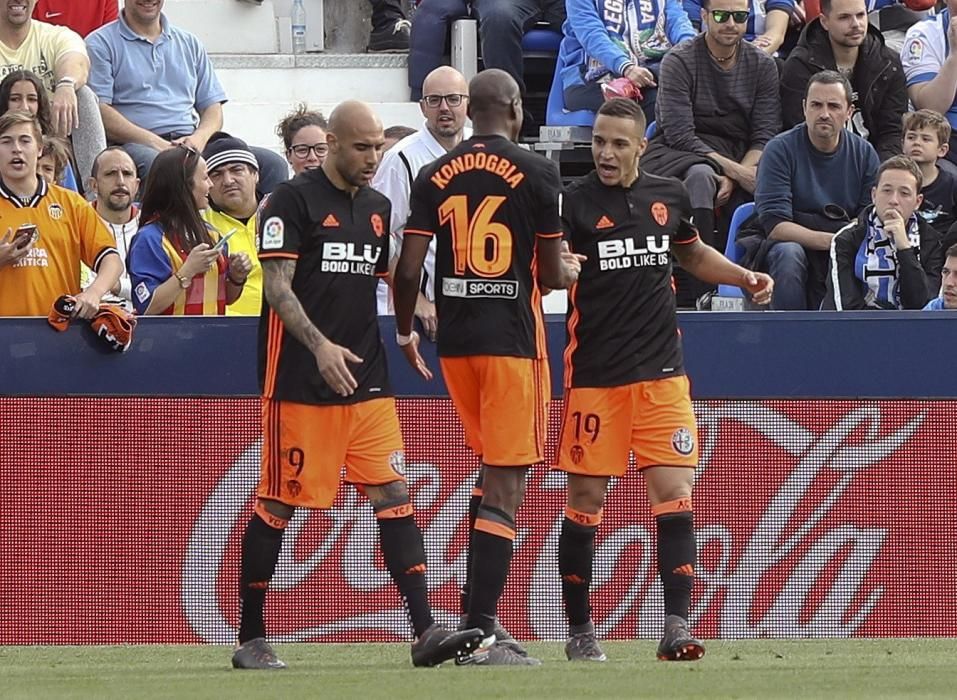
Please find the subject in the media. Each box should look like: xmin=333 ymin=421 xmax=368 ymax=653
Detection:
xmin=556 ymin=98 xmax=773 ymax=662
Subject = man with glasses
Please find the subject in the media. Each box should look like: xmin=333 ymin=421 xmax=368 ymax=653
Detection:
xmin=202 ymin=133 xmax=264 ymax=316
xmin=641 ymin=0 xmax=781 ymax=307
xmin=372 ymin=66 xmax=471 ymax=331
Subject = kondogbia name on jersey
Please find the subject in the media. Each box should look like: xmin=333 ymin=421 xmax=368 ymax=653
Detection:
xmin=429 ymin=151 xmax=525 ymax=190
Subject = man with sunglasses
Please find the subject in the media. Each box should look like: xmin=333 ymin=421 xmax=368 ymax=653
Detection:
xmin=372 ymin=66 xmax=471 ymax=335
xmin=781 ymin=0 xmax=906 ymax=161
xmin=641 ymin=0 xmax=780 ymax=306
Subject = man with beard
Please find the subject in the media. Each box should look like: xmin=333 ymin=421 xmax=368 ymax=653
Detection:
xmin=202 ymin=133 xmax=264 ymax=316
xmin=640 ymin=0 xmax=780 ymax=305
xmin=755 ymin=70 xmax=879 ymax=310
xmin=780 ymin=0 xmax=906 ymax=161
xmin=83 ymin=146 xmax=139 ymax=308
xmin=234 ymin=100 xmax=483 ymax=670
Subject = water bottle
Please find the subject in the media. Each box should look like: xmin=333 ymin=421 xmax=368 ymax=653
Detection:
xmin=291 ymin=0 xmax=307 ymax=54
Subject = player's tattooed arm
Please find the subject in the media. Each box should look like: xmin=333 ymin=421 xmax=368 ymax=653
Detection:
xmin=262 ymin=258 xmax=328 ymax=352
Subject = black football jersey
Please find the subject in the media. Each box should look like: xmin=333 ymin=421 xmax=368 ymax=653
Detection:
xmin=257 ymin=168 xmax=391 ymax=405
xmin=404 ymin=135 xmax=563 ymax=359
xmin=562 ymin=170 xmax=699 ymax=388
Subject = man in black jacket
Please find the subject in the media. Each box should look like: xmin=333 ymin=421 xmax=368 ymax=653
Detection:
xmin=780 ymin=0 xmax=906 ymax=162
xmin=824 ymin=155 xmax=942 ymax=310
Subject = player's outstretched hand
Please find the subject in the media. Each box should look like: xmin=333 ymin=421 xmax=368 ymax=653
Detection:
xmin=741 ymin=270 xmax=774 ymax=305
xmin=399 ymin=331 xmax=433 ymax=381
xmin=314 ymin=341 xmax=363 ymax=397
xmin=560 ymin=241 xmax=586 ymax=281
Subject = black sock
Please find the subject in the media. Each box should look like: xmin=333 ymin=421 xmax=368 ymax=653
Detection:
xmin=238 ymin=514 xmax=284 ymax=644
xmin=467 ymin=505 xmax=515 ymax=636
xmin=460 ymin=470 xmax=484 ymax=616
xmin=378 ymin=514 xmax=434 ymax=638
xmin=559 ymin=515 xmax=598 ymax=629
xmin=656 ymin=510 xmax=696 ymax=620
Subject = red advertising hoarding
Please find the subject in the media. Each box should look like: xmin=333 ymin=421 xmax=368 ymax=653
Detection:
xmin=1 ymin=398 xmax=953 ymax=643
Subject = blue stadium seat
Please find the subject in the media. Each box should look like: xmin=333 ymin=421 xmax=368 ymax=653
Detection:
xmin=716 ymin=201 xmax=755 ymax=299
xmin=645 ymin=120 xmax=657 ymax=139
xmin=545 ymin=62 xmax=595 ymax=127
xmin=60 ymin=163 xmax=80 ymax=193
xmin=521 ymin=28 xmax=562 ymax=53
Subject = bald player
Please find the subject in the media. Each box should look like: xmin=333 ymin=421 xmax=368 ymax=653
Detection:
xmin=395 ymin=70 xmax=582 ymax=666
xmin=233 ymin=100 xmax=483 ymax=670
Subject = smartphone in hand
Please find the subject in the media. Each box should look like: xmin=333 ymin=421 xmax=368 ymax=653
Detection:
xmin=15 ymin=223 xmax=38 ymax=247
xmin=212 ymin=228 xmax=237 ymax=253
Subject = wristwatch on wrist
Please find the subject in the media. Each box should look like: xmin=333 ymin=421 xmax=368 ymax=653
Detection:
xmin=55 ymin=77 xmax=77 ymax=91
xmin=174 ymin=272 xmax=190 ymax=289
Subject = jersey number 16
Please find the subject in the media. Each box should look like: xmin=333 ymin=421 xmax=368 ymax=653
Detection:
xmin=438 ymin=194 xmax=514 ymax=278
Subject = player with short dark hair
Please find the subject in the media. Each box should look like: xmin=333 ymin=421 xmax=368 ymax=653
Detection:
xmin=556 ymin=97 xmax=773 ymax=662
xmin=233 ymin=99 xmax=483 ymax=671
xmin=394 ymin=69 xmax=582 ymax=666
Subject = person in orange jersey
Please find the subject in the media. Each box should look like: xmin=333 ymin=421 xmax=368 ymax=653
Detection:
xmin=555 ymin=98 xmax=773 ymax=662
xmin=0 ymin=111 xmax=119 ymax=317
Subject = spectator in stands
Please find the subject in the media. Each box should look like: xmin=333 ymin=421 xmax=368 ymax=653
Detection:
xmin=901 ymin=1 xmax=957 ymax=167
xmin=33 ymin=0 xmax=118 ymax=37
xmin=408 ymin=0 xmax=565 ymax=101
xmin=780 ymin=0 xmax=905 ymax=162
xmin=369 ymin=0 xmax=411 ymax=53
xmin=0 ymin=1 xmax=106 ymax=183
xmin=641 ymin=0 xmax=780 ymax=303
xmin=373 ymin=66 xmax=470 ymax=328
xmin=754 ymin=70 xmax=879 ymax=310
xmin=86 ymin=0 xmax=288 ymax=192
xmin=557 ymin=0 xmax=695 ymax=121
xmin=276 ymin=104 xmax=327 ymax=175
xmin=383 ymin=124 xmax=417 ymax=151
xmin=37 ymin=134 xmax=69 ymax=184
xmin=923 ymin=242 xmax=957 ymax=309
xmin=824 ymin=155 xmax=939 ymax=309
xmin=201 ymin=133 xmax=263 ymax=317
xmin=684 ymin=0 xmax=796 ymax=56
xmin=127 ymin=145 xmax=252 ymax=315
xmin=84 ymin=146 xmax=139 ymax=308
xmin=0 ymin=111 xmax=120 ymax=317
xmin=903 ymin=110 xmax=957 ymax=240
xmin=0 ymin=70 xmax=52 ymax=135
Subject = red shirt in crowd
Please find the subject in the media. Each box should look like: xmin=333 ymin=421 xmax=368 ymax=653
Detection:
xmin=33 ymin=0 xmax=119 ymax=38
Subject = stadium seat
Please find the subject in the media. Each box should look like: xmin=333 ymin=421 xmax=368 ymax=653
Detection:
xmin=716 ymin=201 xmax=755 ymax=299
xmin=521 ymin=28 xmax=562 ymax=53
xmin=60 ymin=163 xmax=80 ymax=193
xmin=545 ymin=62 xmax=594 ymax=127
xmin=645 ymin=120 xmax=657 ymax=140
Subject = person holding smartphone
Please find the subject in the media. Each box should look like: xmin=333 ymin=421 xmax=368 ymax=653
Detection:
xmin=127 ymin=144 xmax=252 ymax=315
xmin=0 ymin=111 xmax=120 ymax=317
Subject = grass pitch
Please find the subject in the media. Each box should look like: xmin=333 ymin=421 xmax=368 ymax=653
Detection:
xmin=1 ymin=639 xmax=955 ymax=699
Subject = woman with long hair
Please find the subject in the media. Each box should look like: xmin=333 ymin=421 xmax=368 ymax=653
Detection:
xmin=128 ymin=145 xmax=252 ymax=315
xmin=0 ymin=70 xmax=54 ymax=135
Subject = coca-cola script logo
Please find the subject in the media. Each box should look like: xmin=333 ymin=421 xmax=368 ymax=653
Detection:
xmin=182 ymin=401 xmax=927 ymax=643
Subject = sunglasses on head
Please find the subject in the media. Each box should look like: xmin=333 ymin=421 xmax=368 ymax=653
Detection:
xmin=710 ymin=9 xmax=750 ymax=23
xmin=421 ymin=93 xmax=467 ymax=108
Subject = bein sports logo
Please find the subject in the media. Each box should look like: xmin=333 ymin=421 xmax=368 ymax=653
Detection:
xmin=181 ymin=403 xmax=923 ymax=642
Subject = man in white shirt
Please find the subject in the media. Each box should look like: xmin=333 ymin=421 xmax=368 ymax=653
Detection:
xmin=372 ymin=66 xmax=470 ymax=339
xmin=83 ymin=146 xmax=139 ymax=307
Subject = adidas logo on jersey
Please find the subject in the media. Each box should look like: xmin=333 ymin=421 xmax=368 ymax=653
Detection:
xmin=595 ymin=215 xmax=614 ymax=230
xmin=322 ymin=213 xmax=340 ymax=227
